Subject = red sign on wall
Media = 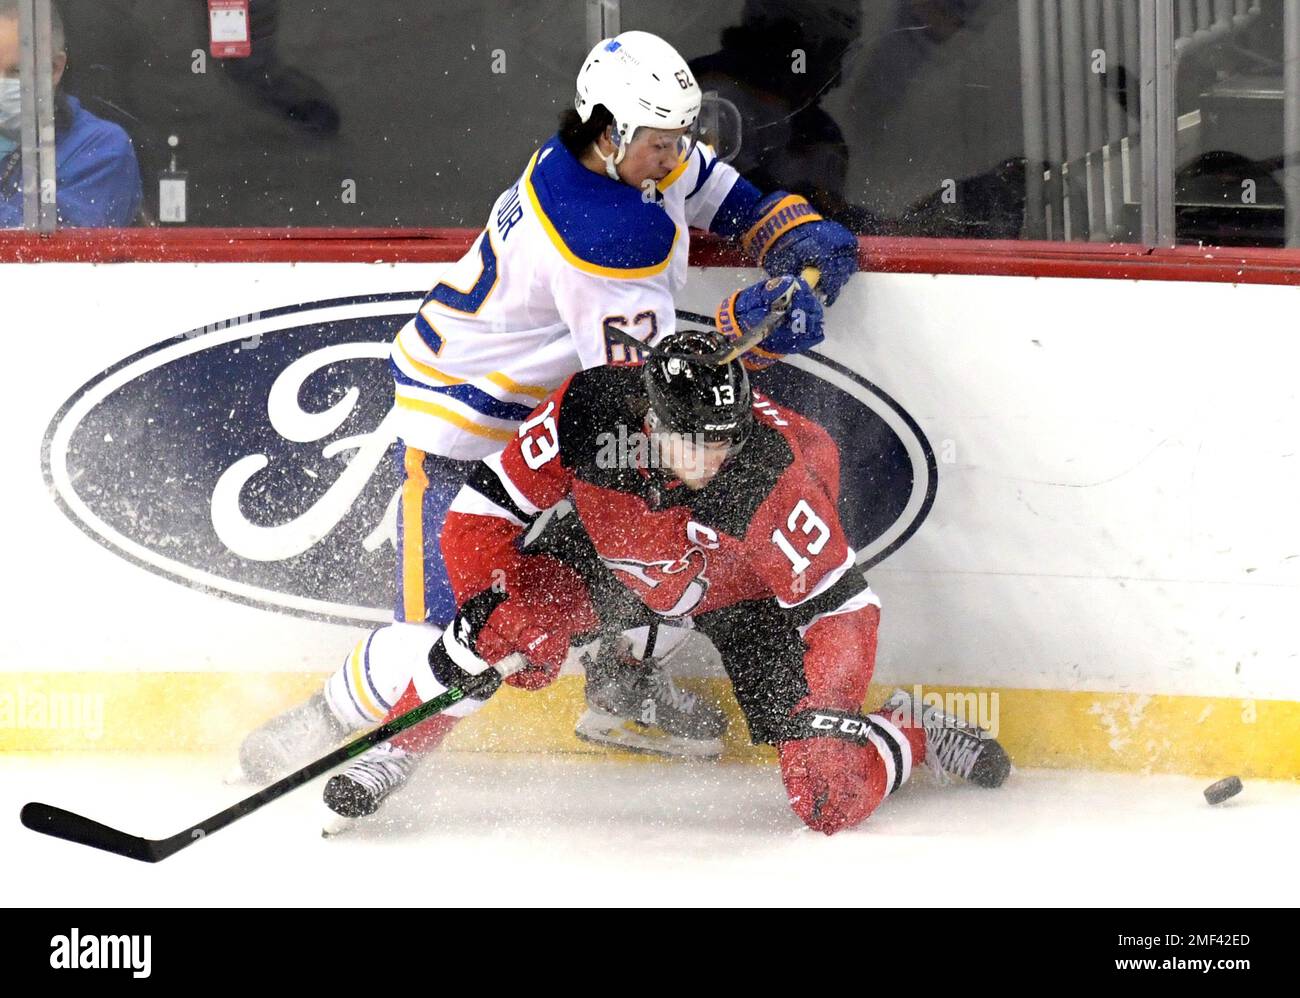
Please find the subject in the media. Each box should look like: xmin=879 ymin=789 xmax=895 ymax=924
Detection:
xmin=208 ymin=0 xmax=252 ymax=59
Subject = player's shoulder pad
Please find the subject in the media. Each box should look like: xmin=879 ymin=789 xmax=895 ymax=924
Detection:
xmin=555 ymin=365 xmax=645 ymax=461
xmin=754 ymin=392 xmax=838 ymax=466
xmin=525 ymin=136 xmax=678 ymax=279
xmin=745 ymin=417 xmax=842 ymax=538
xmin=760 ymin=456 xmax=838 ymax=525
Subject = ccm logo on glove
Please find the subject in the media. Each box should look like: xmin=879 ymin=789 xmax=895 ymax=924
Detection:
xmin=810 ymin=713 xmax=873 ymax=738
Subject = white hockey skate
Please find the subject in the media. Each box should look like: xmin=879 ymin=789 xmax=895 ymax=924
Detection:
xmin=320 ymin=742 xmax=423 ymax=837
xmin=233 ymin=691 xmax=351 ymax=785
xmin=574 ymin=639 xmax=726 ymax=759
xmin=880 ymin=689 xmax=1011 ymax=788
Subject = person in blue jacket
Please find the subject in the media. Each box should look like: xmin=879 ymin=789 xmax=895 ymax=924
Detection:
xmin=0 ymin=0 xmax=141 ymax=228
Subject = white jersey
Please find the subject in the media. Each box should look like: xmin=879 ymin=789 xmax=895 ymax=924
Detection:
xmin=389 ymin=135 xmax=742 ymax=460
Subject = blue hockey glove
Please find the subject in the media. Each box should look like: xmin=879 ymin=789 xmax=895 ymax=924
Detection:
xmin=716 ymin=274 xmax=824 ymax=368
xmin=742 ymin=192 xmax=858 ymax=305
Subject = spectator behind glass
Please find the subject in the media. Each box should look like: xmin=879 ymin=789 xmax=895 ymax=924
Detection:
xmin=693 ymin=0 xmax=1027 ymax=239
xmin=0 ymin=0 xmax=142 ymax=228
xmin=690 ymin=0 xmax=885 ymax=234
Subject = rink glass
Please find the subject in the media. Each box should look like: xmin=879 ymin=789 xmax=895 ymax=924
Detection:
xmin=1 ymin=0 xmax=1295 ymax=246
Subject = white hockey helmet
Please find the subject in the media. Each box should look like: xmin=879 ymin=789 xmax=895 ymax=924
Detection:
xmin=574 ymin=31 xmax=702 ymax=177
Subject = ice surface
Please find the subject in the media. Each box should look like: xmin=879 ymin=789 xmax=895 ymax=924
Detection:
xmin=4 ymin=752 xmax=1297 ymax=906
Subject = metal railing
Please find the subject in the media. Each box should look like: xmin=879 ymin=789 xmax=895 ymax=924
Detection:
xmin=1020 ymin=0 xmax=1266 ymax=245
xmin=16 ymin=0 xmax=57 ymax=233
xmin=1285 ymin=1 xmax=1300 ymax=245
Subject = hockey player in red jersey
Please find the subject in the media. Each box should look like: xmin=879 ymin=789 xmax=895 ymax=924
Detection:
xmin=323 ymin=329 xmax=1010 ymax=833
xmin=235 ymin=29 xmax=861 ymax=786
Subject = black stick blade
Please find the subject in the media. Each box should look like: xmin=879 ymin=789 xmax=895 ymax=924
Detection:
xmin=21 ymin=802 xmax=159 ymax=863
xmin=17 ymin=681 xmax=485 ymax=863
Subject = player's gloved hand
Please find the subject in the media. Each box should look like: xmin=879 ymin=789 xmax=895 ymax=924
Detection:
xmin=420 ymin=590 xmax=510 ymax=704
xmin=462 ymin=555 xmax=600 ymax=692
xmin=742 ymin=192 xmax=858 ymax=306
xmin=717 ymin=275 xmax=824 ymax=368
xmin=778 ymin=736 xmax=877 ymax=836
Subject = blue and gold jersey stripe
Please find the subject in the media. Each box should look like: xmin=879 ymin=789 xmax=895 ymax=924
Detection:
xmin=392 ymin=367 xmax=536 ymax=423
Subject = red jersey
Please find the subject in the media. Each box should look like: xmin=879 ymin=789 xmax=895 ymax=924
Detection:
xmin=415 ymin=366 xmax=906 ymax=838
xmin=441 ymin=365 xmax=877 ymax=636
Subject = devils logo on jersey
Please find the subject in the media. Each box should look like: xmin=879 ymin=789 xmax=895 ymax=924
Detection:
xmin=601 ymin=547 xmax=710 ymax=617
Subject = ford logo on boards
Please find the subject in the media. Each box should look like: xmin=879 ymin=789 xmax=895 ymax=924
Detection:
xmin=43 ymin=296 xmax=936 ymax=626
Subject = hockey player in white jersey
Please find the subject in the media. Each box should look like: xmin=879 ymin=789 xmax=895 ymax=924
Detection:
xmin=236 ymin=30 xmax=859 ymax=802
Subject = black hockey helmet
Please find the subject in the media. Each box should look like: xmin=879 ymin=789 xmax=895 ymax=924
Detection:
xmin=642 ymin=328 xmax=753 ymax=446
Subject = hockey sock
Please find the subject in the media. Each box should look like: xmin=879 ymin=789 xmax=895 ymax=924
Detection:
xmin=324 ymin=622 xmax=442 ymax=729
xmin=386 ymin=680 xmax=466 ymax=753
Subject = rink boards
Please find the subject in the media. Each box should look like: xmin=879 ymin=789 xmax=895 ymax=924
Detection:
xmin=3 ymin=262 xmax=1297 ymax=777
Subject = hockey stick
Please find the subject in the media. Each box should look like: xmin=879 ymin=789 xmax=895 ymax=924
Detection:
xmin=20 ymin=668 xmax=506 ymax=863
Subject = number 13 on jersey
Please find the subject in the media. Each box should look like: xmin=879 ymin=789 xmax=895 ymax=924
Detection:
xmin=519 ymin=401 xmax=559 ymax=469
xmin=772 ymin=499 xmax=830 ymax=574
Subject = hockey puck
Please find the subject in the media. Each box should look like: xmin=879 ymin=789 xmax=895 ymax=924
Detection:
xmin=1203 ymin=776 xmax=1243 ymax=805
